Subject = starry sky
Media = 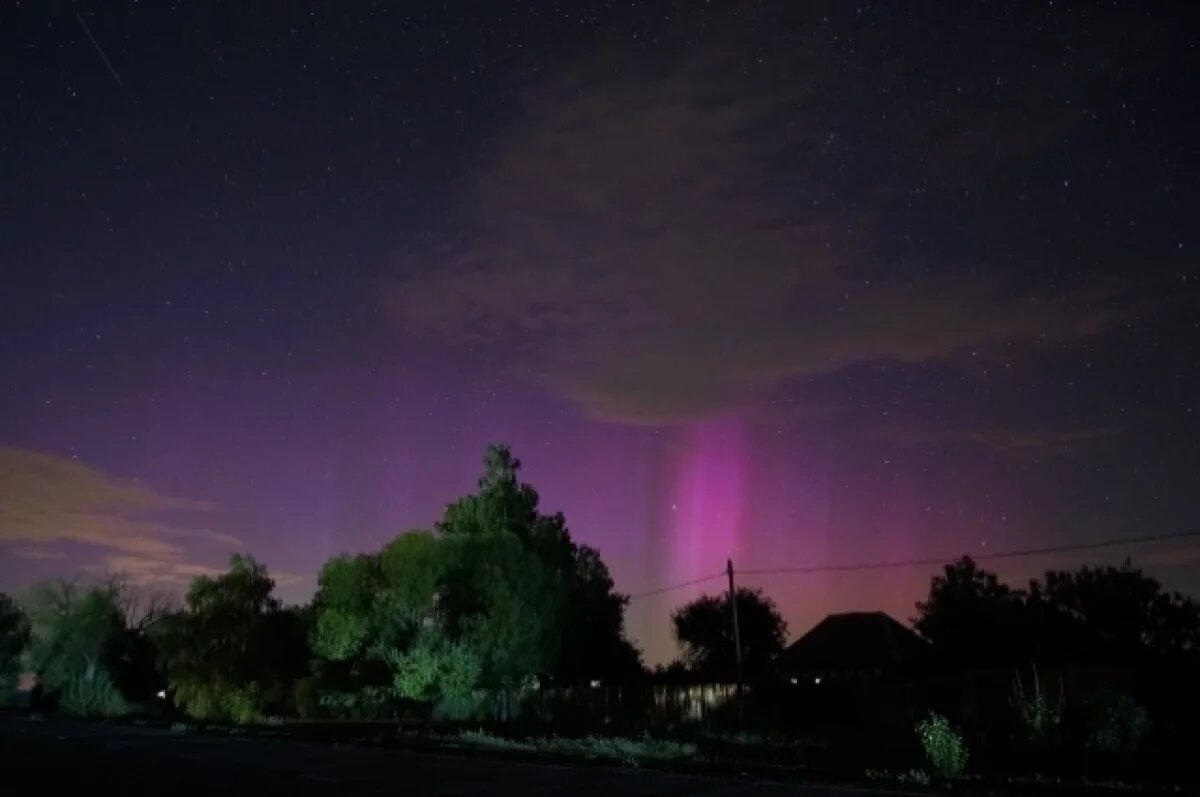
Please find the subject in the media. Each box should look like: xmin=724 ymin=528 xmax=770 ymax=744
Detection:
xmin=2 ymin=2 xmax=1198 ymax=664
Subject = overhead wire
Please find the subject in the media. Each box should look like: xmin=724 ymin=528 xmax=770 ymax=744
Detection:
xmin=623 ymin=528 xmax=1200 ymax=601
xmin=736 ymin=528 xmax=1200 ymax=577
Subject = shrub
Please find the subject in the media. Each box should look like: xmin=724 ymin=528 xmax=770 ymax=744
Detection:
xmin=1010 ymin=665 xmax=1064 ymax=743
xmin=172 ymin=680 xmax=265 ymax=723
xmin=915 ymin=711 xmax=968 ymax=779
xmin=293 ymin=677 xmax=319 ymax=719
xmin=59 ymin=671 xmax=129 ymax=718
xmin=1087 ymin=689 xmax=1150 ymax=752
xmin=223 ymin=683 xmax=264 ymax=724
xmin=385 ymin=632 xmax=482 ymax=701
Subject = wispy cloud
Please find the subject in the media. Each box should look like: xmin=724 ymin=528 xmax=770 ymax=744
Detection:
xmin=874 ymin=425 xmax=1123 ymax=454
xmin=386 ymin=24 xmax=1136 ymax=424
xmin=12 ymin=548 xmax=67 ymax=561
xmin=83 ymin=555 xmax=307 ymax=589
xmin=0 ymin=447 xmax=241 ymax=580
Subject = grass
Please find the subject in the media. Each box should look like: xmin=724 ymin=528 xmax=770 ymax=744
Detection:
xmin=454 ymin=729 xmax=699 ymax=767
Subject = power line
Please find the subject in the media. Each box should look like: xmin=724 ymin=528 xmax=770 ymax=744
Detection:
xmin=736 ymin=528 xmax=1200 ymax=577
xmin=627 ymin=571 xmax=725 ymax=601
xmin=622 ymin=529 xmax=1200 ymax=601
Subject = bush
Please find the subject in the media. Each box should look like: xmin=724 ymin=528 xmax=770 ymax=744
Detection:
xmin=293 ymin=677 xmax=319 ymax=719
xmin=915 ymin=711 xmax=968 ymax=779
xmin=173 ymin=680 xmax=265 ymax=724
xmin=1087 ymin=689 xmax=1150 ymax=752
xmin=223 ymin=683 xmax=264 ymax=724
xmin=59 ymin=671 xmax=129 ymax=718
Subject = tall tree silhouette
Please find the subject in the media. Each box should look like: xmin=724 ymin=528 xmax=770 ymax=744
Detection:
xmin=914 ymin=556 xmax=1030 ymax=665
xmin=672 ymin=588 xmax=787 ymax=682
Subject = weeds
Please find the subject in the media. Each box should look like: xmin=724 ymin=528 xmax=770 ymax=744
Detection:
xmin=1011 ymin=665 xmax=1065 ymax=743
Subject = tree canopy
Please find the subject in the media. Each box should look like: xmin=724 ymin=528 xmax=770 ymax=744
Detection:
xmin=436 ymin=444 xmax=642 ymax=685
xmin=155 ymin=555 xmax=307 ymax=722
xmin=308 ymin=444 xmax=642 ymax=716
xmin=914 ymin=556 xmax=1200 ymax=666
xmin=671 ymin=587 xmax=787 ymax=683
xmin=22 ymin=580 xmax=133 ymax=716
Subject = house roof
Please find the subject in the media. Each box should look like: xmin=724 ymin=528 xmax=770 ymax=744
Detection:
xmin=778 ymin=611 xmax=931 ymax=674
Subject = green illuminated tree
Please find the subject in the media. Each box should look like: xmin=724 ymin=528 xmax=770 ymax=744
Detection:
xmin=23 ymin=579 xmax=130 ymax=716
xmin=309 ymin=532 xmax=457 ymax=714
xmin=439 ymin=530 xmax=563 ymax=688
xmin=156 ymin=555 xmax=307 ymax=722
xmin=438 ymin=444 xmax=643 ymax=684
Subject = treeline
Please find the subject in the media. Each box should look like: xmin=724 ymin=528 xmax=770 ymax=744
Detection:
xmin=2 ymin=443 xmax=1198 ymax=736
xmin=915 ymin=556 xmax=1200 ymax=667
xmin=0 ymin=445 xmax=642 ymax=721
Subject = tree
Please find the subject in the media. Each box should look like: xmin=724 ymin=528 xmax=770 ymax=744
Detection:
xmin=671 ymin=588 xmax=787 ymax=682
xmin=309 ymin=532 xmax=459 ymax=715
xmin=438 ymin=444 xmax=643 ymax=684
xmin=311 ymin=444 xmax=644 ymax=716
xmin=0 ymin=592 xmax=31 ymax=696
xmin=23 ymin=580 xmax=130 ymax=716
xmin=439 ymin=530 xmax=564 ymax=689
xmin=156 ymin=555 xmax=307 ymax=722
xmin=1027 ymin=560 xmax=1200 ymax=662
xmin=913 ymin=556 xmax=1030 ymax=665
xmin=557 ymin=545 xmax=644 ymax=684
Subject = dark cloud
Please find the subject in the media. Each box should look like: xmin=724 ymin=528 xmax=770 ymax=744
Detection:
xmin=386 ymin=17 xmax=1146 ymax=424
xmin=873 ymin=424 xmax=1123 ymax=454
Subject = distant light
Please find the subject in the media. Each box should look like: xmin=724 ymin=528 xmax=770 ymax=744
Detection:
xmin=813 ymin=677 xmax=822 ymax=685
xmin=156 ymin=690 xmax=167 ymax=699
xmin=590 ymin=679 xmax=602 ymax=688
xmin=789 ymin=677 xmax=798 ymax=685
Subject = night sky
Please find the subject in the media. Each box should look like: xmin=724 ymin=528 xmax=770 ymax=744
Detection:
xmin=2 ymin=2 xmax=1197 ymax=664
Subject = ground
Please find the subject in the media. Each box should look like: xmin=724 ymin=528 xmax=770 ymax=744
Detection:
xmin=0 ymin=715 xmax=918 ymax=797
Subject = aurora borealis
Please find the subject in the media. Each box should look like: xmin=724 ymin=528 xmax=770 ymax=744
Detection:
xmin=2 ymin=2 xmax=1198 ymax=664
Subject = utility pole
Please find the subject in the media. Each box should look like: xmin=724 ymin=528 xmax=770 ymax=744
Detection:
xmin=727 ymin=558 xmax=745 ymax=724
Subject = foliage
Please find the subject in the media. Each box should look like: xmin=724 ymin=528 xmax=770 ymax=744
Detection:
xmin=1010 ymin=665 xmax=1065 ymax=743
xmin=385 ymin=629 xmax=481 ymax=700
xmin=155 ymin=555 xmax=307 ymax=723
xmin=914 ymin=557 xmax=1029 ymax=664
xmin=915 ymin=711 xmax=969 ymax=779
xmin=915 ymin=557 xmax=1200 ymax=667
xmin=171 ymin=680 xmax=266 ymax=724
xmin=671 ymin=588 xmax=787 ymax=682
xmin=309 ymin=532 xmax=468 ymax=714
xmin=309 ymin=553 xmax=385 ymax=663
xmin=1028 ymin=561 xmax=1200 ymax=661
xmin=293 ymin=676 xmax=319 ymax=719
xmin=558 ymin=545 xmax=645 ymax=684
xmin=0 ymin=592 xmax=31 ymax=695
xmin=1087 ymin=689 xmax=1151 ymax=752
xmin=311 ymin=445 xmax=642 ymax=717
xmin=438 ymin=445 xmax=643 ymax=685
xmin=23 ymin=580 xmax=128 ymax=697
xmin=58 ymin=668 xmax=129 ymax=718
xmin=439 ymin=530 xmax=564 ymax=688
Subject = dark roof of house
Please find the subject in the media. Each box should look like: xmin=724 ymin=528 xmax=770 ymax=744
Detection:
xmin=778 ymin=611 xmax=931 ymax=674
